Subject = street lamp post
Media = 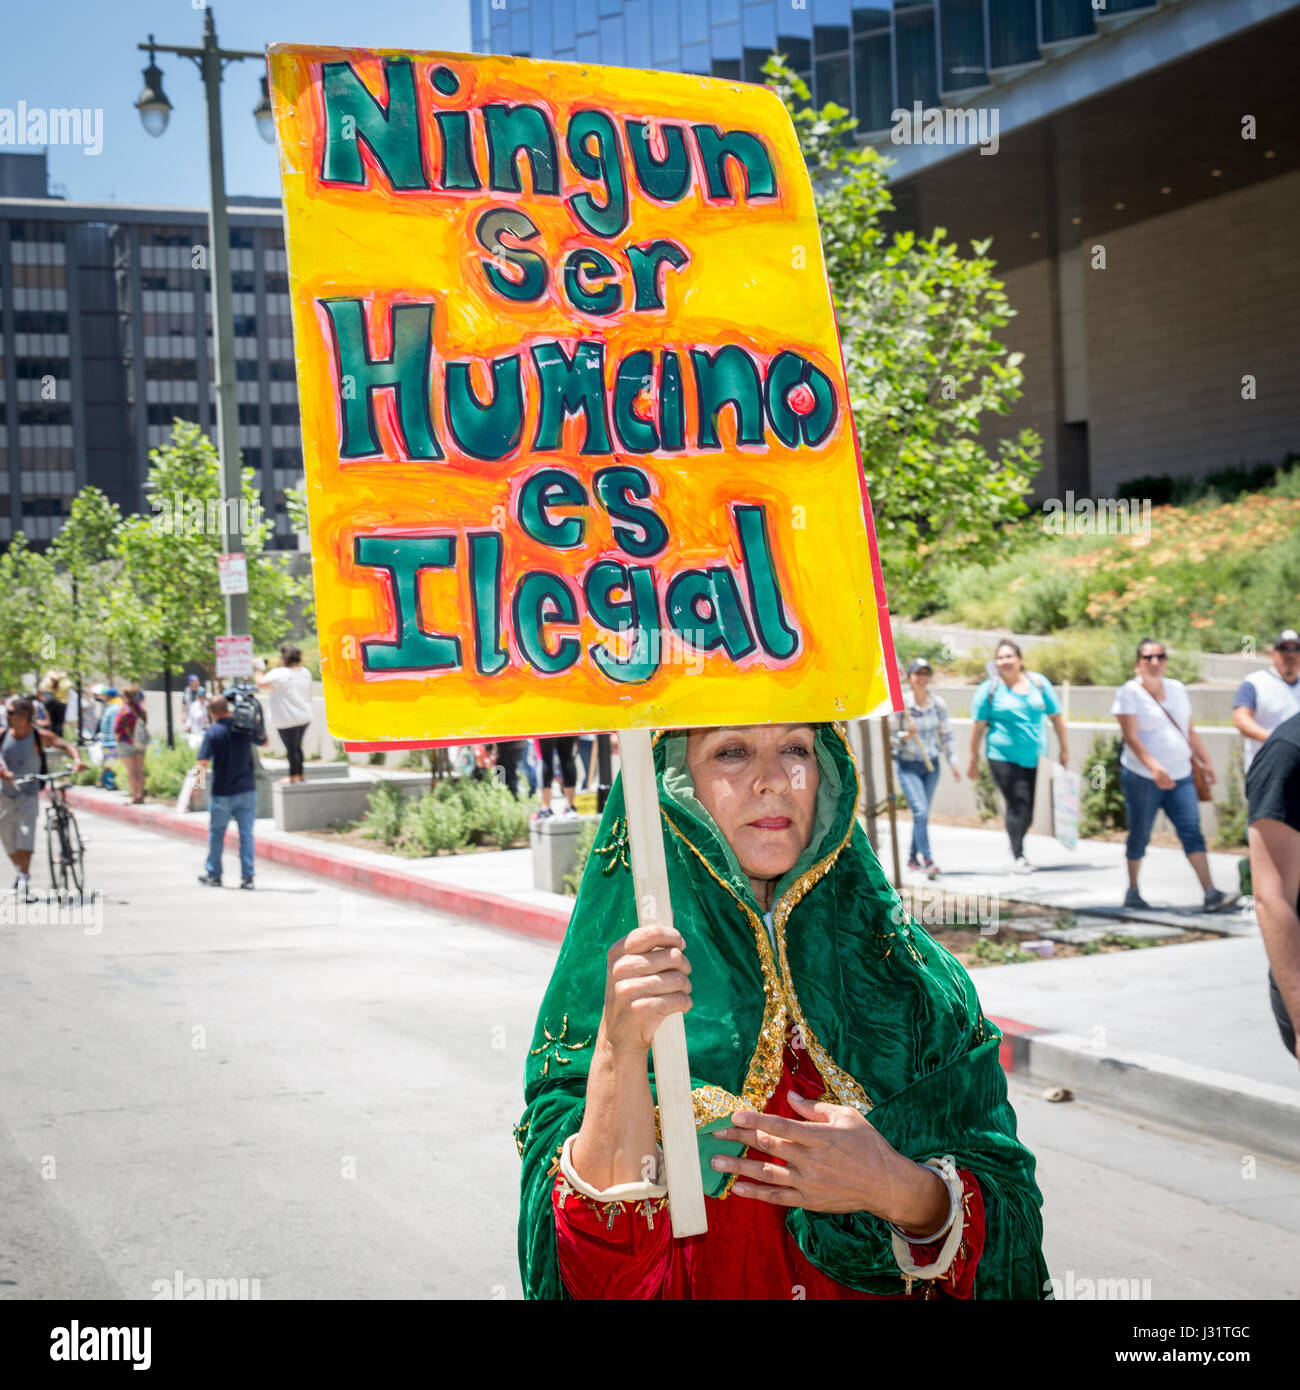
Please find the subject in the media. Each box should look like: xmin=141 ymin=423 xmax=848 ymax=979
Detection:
xmin=134 ymin=9 xmax=274 ymax=640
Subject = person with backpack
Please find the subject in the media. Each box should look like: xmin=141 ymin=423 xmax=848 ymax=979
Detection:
xmin=195 ymin=693 xmax=268 ymax=890
xmin=114 ymin=683 xmax=150 ymax=804
xmin=1111 ymin=637 xmax=1237 ymax=912
xmin=968 ymin=641 xmax=1069 ymax=873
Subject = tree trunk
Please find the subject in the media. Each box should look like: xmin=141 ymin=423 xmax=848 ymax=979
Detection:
xmin=73 ymin=575 xmax=84 ymax=747
xmin=163 ymin=653 xmax=175 ymax=749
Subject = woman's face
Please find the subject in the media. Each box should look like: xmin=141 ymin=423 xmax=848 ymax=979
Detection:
xmin=995 ymin=645 xmax=1022 ymax=679
xmin=685 ymin=724 xmax=820 ymax=890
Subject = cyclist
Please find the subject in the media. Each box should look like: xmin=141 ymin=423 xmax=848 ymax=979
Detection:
xmin=1 ymin=696 xmax=84 ymax=901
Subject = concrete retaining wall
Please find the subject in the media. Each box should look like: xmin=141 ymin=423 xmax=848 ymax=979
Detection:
xmin=271 ymin=770 xmax=431 ymax=832
xmin=927 ymin=682 xmax=1239 ymax=723
xmin=871 ymin=718 xmax=1243 ymax=840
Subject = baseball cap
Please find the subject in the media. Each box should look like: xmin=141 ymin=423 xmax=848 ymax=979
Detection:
xmin=1276 ymin=629 xmax=1300 ymax=648
xmin=906 ymin=657 xmax=933 ymax=675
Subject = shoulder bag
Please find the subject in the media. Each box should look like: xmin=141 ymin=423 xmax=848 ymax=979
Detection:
xmin=1147 ymin=687 xmax=1212 ymax=802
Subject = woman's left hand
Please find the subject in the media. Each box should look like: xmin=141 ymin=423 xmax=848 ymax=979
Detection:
xmin=1059 ymin=749 xmax=1069 ymax=767
xmin=709 ymin=1091 xmax=946 ymax=1227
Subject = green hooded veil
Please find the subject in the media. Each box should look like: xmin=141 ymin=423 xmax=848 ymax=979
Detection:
xmin=516 ymin=724 xmax=1049 ymax=1300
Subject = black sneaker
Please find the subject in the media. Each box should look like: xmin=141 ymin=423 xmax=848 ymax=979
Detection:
xmin=1203 ymin=888 xmax=1240 ymax=913
xmin=197 ymin=874 xmax=222 ymax=887
xmin=240 ymin=878 xmax=254 ymax=890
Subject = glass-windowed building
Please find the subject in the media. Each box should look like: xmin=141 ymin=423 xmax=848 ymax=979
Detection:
xmin=0 ymin=151 xmax=302 ymax=547
xmin=471 ymin=0 xmax=1300 ymax=499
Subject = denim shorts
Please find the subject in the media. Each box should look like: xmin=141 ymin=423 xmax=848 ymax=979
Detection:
xmin=1121 ymin=767 xmax=1206 ymax=860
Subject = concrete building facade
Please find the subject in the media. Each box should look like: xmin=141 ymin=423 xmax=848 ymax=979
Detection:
xmin=471 ymin=0 xmax=1300 ymax=499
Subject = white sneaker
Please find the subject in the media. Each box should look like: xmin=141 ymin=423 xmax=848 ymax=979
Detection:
xmin=1012 ymin=856 xmax=1032 ymax=875
xmin=559 ymin=802 xmax=579 ymax=819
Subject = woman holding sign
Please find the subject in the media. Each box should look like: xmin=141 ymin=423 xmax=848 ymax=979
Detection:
xmin=516 ymin=723 xmax=1048 ymax=1300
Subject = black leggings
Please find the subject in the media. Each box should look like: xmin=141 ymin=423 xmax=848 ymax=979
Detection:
xmin=988 ymin=758 xmax=1037 ymax=859
xmin=280 ymin=723 xmax=308 ymax=778
xmin=494 ymin=740 xmax=523 ymax=799
xmin=538 ymin=737 xmax=577 ymax=790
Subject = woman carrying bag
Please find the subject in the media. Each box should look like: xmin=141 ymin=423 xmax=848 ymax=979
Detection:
xmin=1111 ymin=637 xmax=1237 ymax=912
xmin=968 ymin=642 xmax=1069 ymax=873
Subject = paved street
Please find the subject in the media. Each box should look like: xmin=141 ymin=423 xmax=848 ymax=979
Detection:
xmin=1 ymin=810 xmax=1295 ymax=1300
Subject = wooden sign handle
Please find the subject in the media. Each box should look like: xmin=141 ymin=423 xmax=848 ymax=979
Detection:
xmin=620 ymin=728 xmax=708 ymax=1239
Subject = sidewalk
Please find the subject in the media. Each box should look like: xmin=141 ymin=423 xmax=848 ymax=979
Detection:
xmin=881 ymin=821 xmax=1257 ymax=934
xmin=65 ymin=786 xmax=1299 ymax=1164
xmin=65 ymin=786 xmax=573 ymax=942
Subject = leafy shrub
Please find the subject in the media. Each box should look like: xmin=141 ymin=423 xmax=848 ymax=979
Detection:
xmin=970 ymin=937 xmax=1038 ymax=966
xmin=891 ymin=631 xmax=956 ymax=672
xmin=956 ymin=632 xmax=1199 ymax=687
xmin=563 ymin=820 xmax=599 ymax=897
xmin=144 ymin=740 xmax=195 ymax=799
xmin=953 ymin=648 xmax=996 ymax=681
xmin=974 ymin=759 xmax=999 ymax=820
xmin=367 ymin=750 xmax=386 ymax=766
xmin=459 ymin=778 xmax=530 ymax=847
xmin=1213 ymin=745 xmax=1248 ymax=850
xmin=908 ymin=459 xmax=1300 ymax=655
xmin=72 ymin=765 xmax=102 ymax=787
xmin=400 ymin=792 xmax=469 ymax=855
xmin=1007 ymin=567 xmax=1074 ymax=635
xmin=359 ymin=780 xmax=406 ymax=846
xmin=1080 ymin=735 xmax=1126 ymax=837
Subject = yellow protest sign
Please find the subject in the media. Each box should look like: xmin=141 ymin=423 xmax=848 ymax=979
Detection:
xmin=269 ymin=46 xmax=899 ymax=744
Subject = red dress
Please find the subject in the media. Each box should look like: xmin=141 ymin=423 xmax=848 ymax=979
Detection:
xmin=552 ymin=1025 xmax=986 ymax=1300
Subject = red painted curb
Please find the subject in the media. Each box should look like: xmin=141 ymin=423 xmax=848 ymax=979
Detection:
xmin=65 ymin=788 xmax=571 ymax=943
xmin=987 ymin=1015 xmax=1046 ymax=1074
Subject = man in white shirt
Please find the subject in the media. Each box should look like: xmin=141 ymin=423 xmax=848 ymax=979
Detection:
xmin=1234 ymin=629 xmax=1300 ymax=773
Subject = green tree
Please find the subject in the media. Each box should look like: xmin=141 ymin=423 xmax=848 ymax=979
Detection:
xmin=766 ymin=59 xmax=1042 ymax=612
xmin=112 ymin=420 xmax=305 ymax=745
xmin=0 ymin=533 xmax=57 ymax=693
xmin=48 ymin=486 xmax=125 ymax=729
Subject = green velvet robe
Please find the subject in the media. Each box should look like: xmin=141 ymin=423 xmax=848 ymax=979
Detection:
xmin=516 ymin=724 xmax=1050 ymax=1299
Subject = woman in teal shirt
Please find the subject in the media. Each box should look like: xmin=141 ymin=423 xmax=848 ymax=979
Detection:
xmin=967 ymin=641 xmax=1070 ymax=872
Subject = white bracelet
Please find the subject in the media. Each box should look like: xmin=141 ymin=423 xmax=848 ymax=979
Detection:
xmin=889 ymin=1158 xmax=966 ymax=1282
xmin=559 ymin=1134 xmax=668 ymax=1203
xmin=887 ymin=1157 xmax=961 ymax=1244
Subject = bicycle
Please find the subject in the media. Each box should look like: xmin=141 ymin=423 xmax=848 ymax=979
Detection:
xmin=16 ymin=772 xmax=86 ymax=897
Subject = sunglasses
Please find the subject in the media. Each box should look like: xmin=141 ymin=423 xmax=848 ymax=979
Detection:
xmin=1139 ymin=652 xmax=1168 ymax=661
xmin=1278 ymin=644 xmax=1300 ymax=654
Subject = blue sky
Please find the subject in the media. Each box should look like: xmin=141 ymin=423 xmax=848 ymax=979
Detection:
xmin=0 ymin=0 xmax=473 ymax=207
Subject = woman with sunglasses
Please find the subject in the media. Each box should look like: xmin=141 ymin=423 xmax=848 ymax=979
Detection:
xmin=1111 ymin=638 xmax=1236 ymax=912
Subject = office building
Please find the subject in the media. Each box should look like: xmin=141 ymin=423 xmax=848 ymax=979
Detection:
xmin=0 ymin=150 xmax=301 ymax=546
xmin=471 ymin=0 xmax=1300 ymax=498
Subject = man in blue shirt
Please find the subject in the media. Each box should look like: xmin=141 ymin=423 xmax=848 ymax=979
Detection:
xmin=196 ymin=694 xmax=267 ymax=889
